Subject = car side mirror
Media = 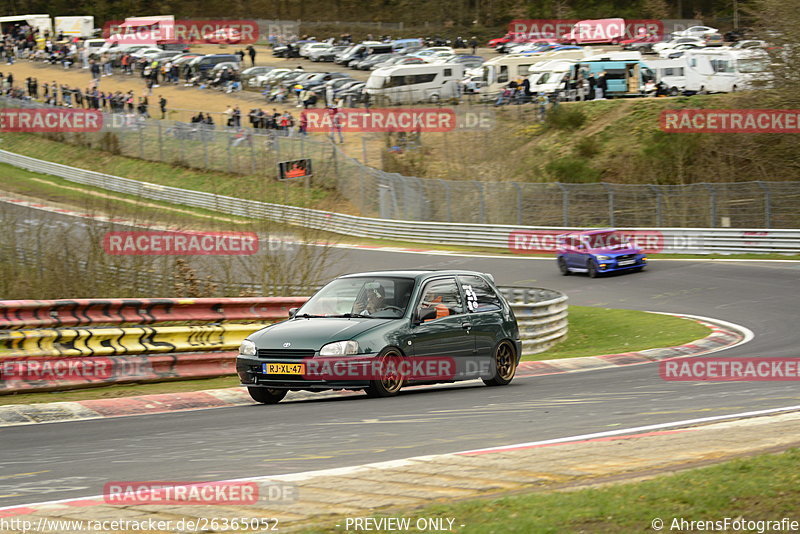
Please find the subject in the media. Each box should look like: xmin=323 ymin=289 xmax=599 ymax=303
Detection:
xmin=416 ymin=306 xmax=437 ymax=324
xmin=288 ymin=308 xmax=298 ymax=318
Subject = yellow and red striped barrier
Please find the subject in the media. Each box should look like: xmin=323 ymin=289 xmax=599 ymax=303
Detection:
xmin=0 ymin=297 xmax=309 ymax=394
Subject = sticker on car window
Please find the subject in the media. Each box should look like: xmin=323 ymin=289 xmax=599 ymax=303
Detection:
xmin=464 ymin=285 xmax=478 ymax=312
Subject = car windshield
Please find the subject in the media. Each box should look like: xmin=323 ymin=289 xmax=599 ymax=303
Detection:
xmin=297 ymin=277 xmax=415 ymax=318
xmin=582 ymin=232 xmax=632 ymax=250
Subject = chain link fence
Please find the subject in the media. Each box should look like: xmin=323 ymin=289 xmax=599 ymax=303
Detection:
xmin=2 ymin=96 xmax=798 ymax=228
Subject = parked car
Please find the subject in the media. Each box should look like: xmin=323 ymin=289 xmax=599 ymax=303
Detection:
xmin=300 ymin=42 xmax=331 ymax=58
xmin=557 ymin=230 xmax=647 ymax=278
xmin=653 ymin=36 xmax=705 ymax=54
xmin=621 ymin=34 xmax=663 ymax=53
xmin=730 ymin=39 xmax=766 ymax=49
xmin=310 ymin=45 xmax=348 ymax=62
xmin=188 ymin=54 xmax=240 ymax=78
xmin=659 ymin=43 xmax=704 ymax=58
xmin=356 ymin=53 xmax=397 ymax=70
xmin=241 ymin=66 xmax=276 ymax=87
xmin=703 ymin=33 xmax=725 ymax=47
xmin=671 ymin=25 xmax=718 ymax=39
xmin=236 ymin=270 xmax=521 ymax=403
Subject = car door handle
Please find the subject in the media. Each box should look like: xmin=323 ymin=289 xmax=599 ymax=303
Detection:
xmin=461 ymin=322 xmax=472 ymax=330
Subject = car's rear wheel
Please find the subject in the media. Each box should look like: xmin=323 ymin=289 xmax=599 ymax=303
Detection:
xmin=669 ymin=86 xmax=680 ymax=96
xmin=483 ymin=341 xmax=517 ymax=386
xmin=558 ymin=257 xmax=570 ymax=276
xmin=248 ymin=387 xmax=287 ymax=404
xmin=588 ymin=259 xmax=599 ymax=278
xmin=365 ymin=349 xmax=405 ymax=398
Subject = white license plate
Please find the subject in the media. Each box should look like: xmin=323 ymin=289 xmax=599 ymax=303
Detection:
xmin=618 ymin=259 xmax=635 ymax=266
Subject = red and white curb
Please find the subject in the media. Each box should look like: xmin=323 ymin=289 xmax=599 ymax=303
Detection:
xmin=0 ymin=314 xmax=749 ymax=428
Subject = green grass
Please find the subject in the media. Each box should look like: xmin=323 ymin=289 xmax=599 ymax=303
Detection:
xmin=524 ymin=306 xmax=711 ymax=362
xmin=0 ymin=132 xmax=336 ymax=210
xmin=301 ymin=448 xmax=800 ymax=533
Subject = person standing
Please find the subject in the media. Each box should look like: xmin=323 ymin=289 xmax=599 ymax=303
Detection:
xmin=159 ymin=95 xmax=167 ymax=119
xmin=596 ymin=71 xmax=607 ymax=100
xmin=470 ymin=36 xmax=478 ymax=55
xmin=247 ymin=45 xmax=256 ymax=66
xmin=328 ymin=106 xmax=343 ymax=143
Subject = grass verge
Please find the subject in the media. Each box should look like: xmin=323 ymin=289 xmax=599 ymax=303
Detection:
xmin=301 ymin=447 xmax=800 ymax=533
xmin=0 ymin=306 xmax=708 ymax=405
xmin=523 ymin=306 xmax=710 ymax=362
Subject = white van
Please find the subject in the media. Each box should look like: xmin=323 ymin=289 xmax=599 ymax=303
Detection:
xmin=480 ymin=49 xmax=596 ymax=95
xmin=366 ymin=64 xmax=465 ymax=104
xmin=642 ymin=58 xmax=686 ymax=95
xmin=528 ymin=60 xmax=576 ymax=95
xmin=683 ymin=48 xmax=770 ymax=93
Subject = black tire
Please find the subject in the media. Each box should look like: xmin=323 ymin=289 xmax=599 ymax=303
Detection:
xmin=558 ymin=257 xmax=570 ymax=276
xmin=483 ymin=341 xmax=517 ymax=386
xmin=587 ymin=259 xmax=599 ymax=278
xmin=248 ymin=387 xmax=287 ymax=404
xmin=669 ymin=87 xmax=680 ymax=96
xmin=365 ymin=349 xmax=405 ymax=398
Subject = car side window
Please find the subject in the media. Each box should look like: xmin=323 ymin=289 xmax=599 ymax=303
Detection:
xmin=458 ymin=275 xmax=503 ymax=313
xmin=418 ymin=278 xmax=464 ymax=320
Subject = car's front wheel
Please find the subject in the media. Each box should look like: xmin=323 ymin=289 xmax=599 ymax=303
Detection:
xmin=558 ymin=257 xmax=570 ymax=276
xmin=365 ymin=349 xmax=405 ymax=398
xmin=483 ymin=341 xmax=517 ymax=386
xmin=248 ymin=387 xmax=287 ymax=404
xmin=588 ymin=259 xmax=599 ymax=278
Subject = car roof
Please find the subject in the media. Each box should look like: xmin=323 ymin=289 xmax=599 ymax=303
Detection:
xmin=338 ymin=270 xmax=492 ymax=281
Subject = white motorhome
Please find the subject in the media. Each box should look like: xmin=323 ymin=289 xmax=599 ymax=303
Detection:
xmin=683 ymin=48 xmax=770 ymax=93
xmin=527 ymin=59 xmax=577 ymax=95
xmin=366 ymin=64 xmax=465 ymax=104
xmin=99 ymin=15 xmax=175 ymax=54
xmin=642 ymin=58 xmax=686 ymax=95
xmin=55 ymin=16 xmax=94 ymax=38
xmin=480 ymin=49 xmax=596 ymax=95
xmin=0 ymin=14 xmax=52 ymax=36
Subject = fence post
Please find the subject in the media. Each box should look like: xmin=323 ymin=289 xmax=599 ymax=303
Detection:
xmin=649 ymin=185 xmax=663 ymax=227
xmin=703 ymin=183 xmax=717 ymax=227
xmin=250 ymin=136 xmax=257 ymax=174
xmin=138 ymin=124 xmax=144 ymax=159
xmin=756 ymin=181 xmax=772 ymax=228
xmin=226 ymin=132 xmax=232 ymax=173
xmin=157 ymin=121 xmax=163 ymax=162
xmin=513 ymin=182 xmax=523 ymax=225
xmin=602 ymin=183 xmax=615 ymax=227
xmin=202 ymin=127 xmax=209 ymax=169
xmin=557 ymin=183 xmax=570 ymax=226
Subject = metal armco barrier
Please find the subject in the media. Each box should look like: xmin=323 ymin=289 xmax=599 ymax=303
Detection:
xmin=504 ymin=288 xmax=569 ymax=355
xmin=0 ymin=290 xmax=567 ymax=393
xmin=0 ymin=149 xmax=797 ymax=254
xmin=0 ymin=297 xmax=308 ymax=330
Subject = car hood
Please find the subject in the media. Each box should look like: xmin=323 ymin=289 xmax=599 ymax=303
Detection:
xmin=588 ymin=247 xmax=641 ymax=255
xmin=249 ymin=317 xmax=393 ymax=350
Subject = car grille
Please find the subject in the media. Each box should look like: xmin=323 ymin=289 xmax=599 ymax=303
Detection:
xmin=256 ymin=349 xmax=316 ymax=359
xmin=616 ymin=254 xmax=636 ymax=262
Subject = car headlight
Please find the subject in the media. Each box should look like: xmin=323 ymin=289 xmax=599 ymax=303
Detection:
xmin=239 ymin=340 xmax=256 ymax=357
xmin=320 ymin=340 xmax=359 ymax=356
xmin=596 ymin=255 xmax=611 ymax=261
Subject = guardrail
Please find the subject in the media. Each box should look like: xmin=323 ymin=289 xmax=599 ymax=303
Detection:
xmin=0 ymin=289 xmax=567 ymax=393
xmin=1 ymin=149 xmax=797 ymax=254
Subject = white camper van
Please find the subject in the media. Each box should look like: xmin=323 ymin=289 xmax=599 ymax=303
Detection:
xmin=642 ymin=58 xmax=686 ymax=95
xmin=527 ymin=59 xmax=577 ymax=95
xmin=683 ymin=48 xmax=770 ymax=93
xmin=366 ymin=64 xmax=465 ymax=105
xmin=480 ymin=49 xmax=596 ymax=95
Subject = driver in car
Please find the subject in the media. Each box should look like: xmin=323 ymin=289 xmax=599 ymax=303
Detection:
xmin=354 ymin=284 xmax=386 ymax=315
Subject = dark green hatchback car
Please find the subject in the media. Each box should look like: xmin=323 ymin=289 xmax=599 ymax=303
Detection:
xmin=237 ymin=270 xmax=521 ymax=404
